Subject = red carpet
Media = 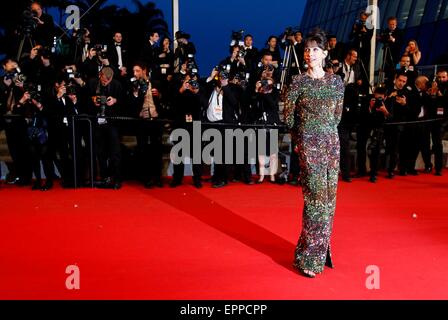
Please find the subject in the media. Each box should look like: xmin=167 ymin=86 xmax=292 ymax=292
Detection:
xmin=1 ymin=170 xmax=447 ymax=300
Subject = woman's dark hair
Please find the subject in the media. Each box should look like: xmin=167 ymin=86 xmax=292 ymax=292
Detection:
xmin=266 ymin=36 xmax=278 ymax=47
xmin=305 ymin=28 xmax=328 ymax=51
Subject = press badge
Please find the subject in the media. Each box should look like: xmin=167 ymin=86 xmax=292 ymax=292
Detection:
xmin=98 ymin=117 xmax=108 ymax=125
xmin=437 ymin=108 xmax=444 ymax=116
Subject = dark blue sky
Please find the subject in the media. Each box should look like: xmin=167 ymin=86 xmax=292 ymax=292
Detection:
xmin=111 ymin=0 xmax=306 ymax=73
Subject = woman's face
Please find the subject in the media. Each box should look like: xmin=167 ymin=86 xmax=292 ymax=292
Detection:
xmin=304 ymin=41 xmax=327 ymax=69
xmin=408 ymin=41 xmax=416 ymax=51
xmin=269 ymin=38 xmax=277 ymax=48
xmin=163 ymin=38 xmax=170 ymax=47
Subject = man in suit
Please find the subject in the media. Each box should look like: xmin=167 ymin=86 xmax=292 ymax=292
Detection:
xmin=108 ymin=32 xmax=128 ymax=80
xmin=350 ymin=11 xmax=373 ymax=72
xmin=337 ymin=49 xmax=364 ymax=182
xmin=201 ymin=67 xmax=239 ymax=188
xmin=327 ymin=34 xmax=345 ymax=74
xmin=385 ymin=72 xmax=412 ymax=178
xmin=243 ymin=34 xmax=259 ymax=73
xmin=87 ymin=66 xmax=124 ymax=189
xmin=380 ymin=17 xmax=403 ymax=85
xmin=140 ymin=31 xmax=160 ymax=77
xmin=407 ymin=76 xmax=432 ymax=174
xmin=428 ymin=68 xmax=448 ymax=176
xmin=395 ymin=55 xmax=418 ymax=89
xmin=30 ymin=1 xmax=55 ymax=48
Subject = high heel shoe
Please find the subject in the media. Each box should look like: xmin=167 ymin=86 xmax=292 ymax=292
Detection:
xmin=256 ymin=177 xmax=265 ymax=184
xmin=269 ymin=176 xmax=276 ymax=184
xmin=325 ymin=247 xmax=334 ymax=269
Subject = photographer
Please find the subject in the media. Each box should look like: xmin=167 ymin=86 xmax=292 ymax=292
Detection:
xmin=337 ymin=49 xmax=364 ymax=182
xmin=128 ymin=62 xmax=164 ymax=188
xmin=395 ymin=55 xmax=418 ymax=89
xmin=367 ymin=87 xmax=391 ymax=183
xmin=220 ymin=45 xmax=248 ymax=78
xmin=243 ymin=34 xmax=259 ymax=73
xmin=227 ymin=72 xmax=255 ymax=185
xmin=428 ymin=68 xmax=448 ymax=176
xmin=384 ymin=72 xmax=412 ymax=178
xmin=259 ymin=36 xmax=281 ymax=69
xmin=80 ymin=44 xmax=110 ymax=81
xmin=252 ymin=52 xmax=280 ymax=90
xmin=380 ymin=17 xmax=403 ymax=84
xmin=48 ymin=75 xmax=88 ymax=187
xmin=20 ymin=45 xmax=56 ymax=97
xmin=350 ymin=11 xmax=373 ymax=71
xmin=280 ymin=29 xmax=305 ymax=80
xmin=201 ymin=66 xmax=239 ymax=188
xmin=156 ymin=36 xmax=175 ymax=81
xmin=15 ymin=83 xmax=53 ymax=191
xmin=0 ymin=58 xmax=32 ymax=185
xmin=253 ymin=66 xmax=280 ymax=184
xmin=87 ymin=66 xmax=124 ymax=189
xmin=407 ymin=76 xmax=433 ymax=175
xmin=174 ymin=31 xmax=197 ymax=74
xmin=327 ymin=35 xmax=345 ymax=74
xmin=170 ymin=69 xmax=203 ymax=189
xmin=29 ymin=1 xmax=55 ymax=48
xmin=72 ymin=28 xmax=92 ymax=63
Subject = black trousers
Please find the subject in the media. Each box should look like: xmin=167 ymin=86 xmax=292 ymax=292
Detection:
xmin=385 ymin=125 xmax=408 ymax=173
xmin=356 ymin=123 xmax=371 ymax=175
xmin=409 ymin=122 xmax=432 ymax=171
xmin=368 ymin=127 xmax=385 ymax=177
xmin=172 ymin=125 xmax=203 ymax=183
xmin=95 ymin=125 xmax=122 ymax=182
xmin=136 ymin=122 xmax=164 ymax=183
xmin=29 ymin=141 xmax=53 ymax=182
xmin=430 ymin=120 xmax=448 ymax=173
xmin=338 ymin=125 xmax=352 ymax=179
xmin=4 ymin=119 xmax=32 ymax=182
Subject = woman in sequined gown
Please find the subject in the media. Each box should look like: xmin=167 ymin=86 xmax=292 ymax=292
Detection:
xmin=284 ymin=30 xmax=345 ymax=278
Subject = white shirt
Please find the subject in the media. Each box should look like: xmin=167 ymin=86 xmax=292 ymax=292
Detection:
xmin=115 ymin=43 xmax=123 ymax=68
xmin=343 ymin=62 xmax=355 ymax=86
xmin=207 ymin=89 xmax=223 ymax=122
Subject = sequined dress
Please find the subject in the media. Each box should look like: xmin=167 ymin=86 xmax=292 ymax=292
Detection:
xmin=284 ymin=73 xmax=344 ymax=274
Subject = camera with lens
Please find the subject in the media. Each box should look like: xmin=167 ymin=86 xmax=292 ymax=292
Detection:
xmin=66 ymin=83 xmax=78 ymax=96
xmin=396 ymin=89 xmax=406 ymax=99
xmin=36 ymin=46 xmax=51 ymax=59
xmin=19 ymin=8 xmax=38 ymax=35
xmin=264 ymin=64 xmax=275 ymax=72
xmin=24 ymin=82 xmax=42 ymax=102
xmin=188 ymin=79 xmax=200 ymax=90
xmin=374 ymin=97 xmax=384 ymax=109
xmin=130 ymin=77 xmax=149 ymax=96
xmin=284 ymin=27 xmax=294 ymax=37
xmin=93 ymin=44 xmax=108 ymax=59
xmin=230 ymin=30 xmax=245 ymax=46
xmin=65 ymin=67 xmax=80 ymax=80
xmin=5 ymin=68 xmax=27 ymax=83
xmin=238 ymin=49 xmax=247 ymax=59
xmin=216 ymin=64 xmax=231 ymax=80
xmin=326 ymin=60 xmax=342 ymax=71
xmin=95 ymin=95 xmax=108 ymax=106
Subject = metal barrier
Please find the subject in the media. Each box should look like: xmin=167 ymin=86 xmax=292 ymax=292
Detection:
xmin=1 ymin=114 xmax=447 ymax=189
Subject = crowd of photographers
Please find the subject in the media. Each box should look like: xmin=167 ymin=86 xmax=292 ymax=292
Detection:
xmin=0 ymin=3 xmax=447 ymax=191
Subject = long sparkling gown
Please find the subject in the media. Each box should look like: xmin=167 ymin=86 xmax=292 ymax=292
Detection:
xmin=284 ymin=72 xmax=345 ymax=274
